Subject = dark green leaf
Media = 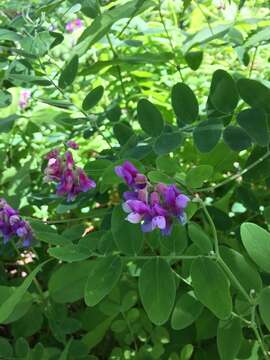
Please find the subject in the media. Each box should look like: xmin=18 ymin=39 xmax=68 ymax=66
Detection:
xmin=210 ymin=70 xmax=238 ymax=114
xmin=48 ymin=261 xmax=93 ymax=303
xmin=111 ymin=206 xmax=144 ymax=255
xmin=0 ymin=114 xmax=20 ymax=133
xmin=82 ymin=86 xmax=104 ymax=111
xmin=188 ymin=223 xmax=213 ymax=254
xmin=185 ymin=51 xmax=203 ymax=70
xmin=171 ymin=291 xmax=203 ymax=330
xmin=0 ymin=90 xmax=12 ymax=108
xmin=153 ymin=131 xmax=182 ymax=155
xmin=217 ymin=318 xmax=242 ymax=360
xmin=113 ymin=123 xmax=134 ymax=145
xmin=84 ymin=255 xmax=122 ymax=306
xmin=139 ymin=258 xmax=176 ymax=325
xmin=137 ymin=99 xmax=164 ymax=137
xmin=237 ymin=108 xmax=269 ymax=146
xmin=171 ymin=83 xmax=198 ymax=124
xmin=193 ymin=119 xmax=223 ymax=153
xmin=191 ymin=257 xmax=232 ymax=319
xmin=58 ymin=55 xmax=78 ymax=89
xmin=237 ymin=78 xmax=270 ymax=113
xmin=223 ymin=126 xmax=252 ymax=151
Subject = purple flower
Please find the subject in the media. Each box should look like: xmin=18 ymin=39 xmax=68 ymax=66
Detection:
xmin=65 ymin=18 xmax=84 ymax=33
xmin=115 ymin=161 xmax=189 ymax=236
xmin=0 ymin=199 xmax=33 ymax=247
xmin=44 ymin=146 xmax=96 ymax=201
xmin=66 ymin=140 xmax=79 ymax=149
xmin=115 ymin=161 xmax=147 ymax=189
xmin=19 ymin=90 xmax=31 ymax=110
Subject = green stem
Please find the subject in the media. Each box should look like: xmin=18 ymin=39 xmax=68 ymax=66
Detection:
xmin=251 ymin=306 xmax=270 ymax=360
xmin=38 ymin=59 xmax=113 ymax=150
xmin=198 ymin=198 xmax=219 ymax=255
xmin=158 ymin=0 xmax=184 ymax=81
xmin=199 ymin=149 xmax=270 ymax=192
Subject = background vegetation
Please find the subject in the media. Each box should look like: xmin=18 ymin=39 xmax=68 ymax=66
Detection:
xmin=1 ymin=0 xmax=270 ymax=359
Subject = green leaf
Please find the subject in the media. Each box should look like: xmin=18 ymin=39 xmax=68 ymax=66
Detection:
xmin=171 ymin=83 xmax=198 ymax=124
xmin=223 ymin=126 xmax=252 ymax=151
xmin=147 ymin=170 xmax=174 ymax=184
xmin=29 ymin=219 xmax=67 ymax=245
xmin=191 ymin=257 xmax=232 ymax=319
xmin=217 ymin=318 xmax=242 ymax=360
xmin=0 ymin=337 xmax=13 ymax=358
xmin=180 ymin=344 xmax=194 ymax=360
xmin=0 ymin=29 xmax=22 ymax=42
xmin=220 ymin=246 xmax=262 ymax=294
xmin=48 ymin=261 xmax=93 ymax=303
xmin=183 ymin=24 xmax=230 ymax=52
xmin=240 ymin=222 xmax=270 ymax=273
xmin=159 ymin=225 xmax=188 ymax=255
xmin=210 ymin=70 xmax=238 ymax=114
xmin=139 ymin=258 xmax=176 ymax=325
xmin=237 ymin=78 xmax=270 ymax=113
xmin=0 ymin=114 xmax=20 ymax=133
xmin=171 ymin=291 xmax=203 ymax=330
xmin=111 ymin=206 xmax=144 ymax=255
xmin=82 ymin=86 xmax=104 ymax=111
xmin=48 ymin=244 xmax=92 ymax=262
xmin=259 ymin=287 xmax=270 ymax=331
xmin=0 ymin=261 xmax=48 ymax=323
xmin=0 ymin=90 xmax=12 ymax=108
xmin=193 ymin=119 xmax=223 ymax=153
xmin=185 ymin=51 xmax=203 ymax=70
xmin=21 ymin=32 xmax=55 ymax=56
xmin=153 ymin=131 xmax=182 ymax=155
xmin=245 ymin=26 xmax=270 ymax=48
xmin=37 ymin=98 xmax=71 ymax=109
xmin=185 ymin=165 xmax=213 ymax=188
xmin=58 ymin=55 xmax=78 ymax=89
xmin=73 ymin=0 xmax=154 ymax=55
xmin=137 ymin=99 xmax=164 ymax=137
xmin=84 ymin=255 xmax=122 ymax=306
xmin=237 ymin=108 xmax=269 ymax=146
xmin=113 ymin=123 xmax=134 ymax=145
xmin=188 ymin=223 xmax=213 ymax=254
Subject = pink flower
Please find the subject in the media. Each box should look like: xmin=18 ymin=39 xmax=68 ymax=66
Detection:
xmin=19 ymin=90 xmax=31 ymax=110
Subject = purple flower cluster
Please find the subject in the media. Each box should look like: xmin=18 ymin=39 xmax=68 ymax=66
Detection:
xmin=19 ymin=90 xmax=31 ymax=110
xmin=0 ymin=199 xmax=33 ymax=247
xmin=44 ymin=142 xmax=96 ymax=201
xmin=115 ymin=161 xmax=189 ymax=235
xmin=65 ymin=18 xmax=83 ymax=33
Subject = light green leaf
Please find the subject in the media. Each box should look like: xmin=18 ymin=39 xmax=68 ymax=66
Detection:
xmin=0 ymin=261 xmax=48 ymax=323
xmin=241 ymin=222 xmax=270 ymax=273
xmin=185 ymin=165 xmax=213 ymax=188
